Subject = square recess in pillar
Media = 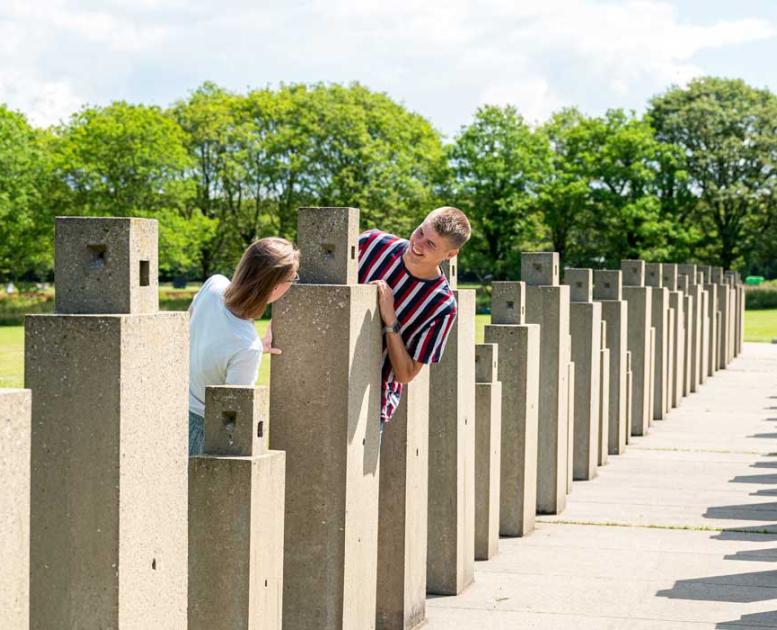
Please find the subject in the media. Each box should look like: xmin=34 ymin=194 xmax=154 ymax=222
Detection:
xmin=54 ymin=217 xmax=158 ymax=314
xmin=563 ymin=268 xmax=593 ymax=302
xmin=662 ymin=264 xmax=678 ymax=291
xmin=204 ymin=386 xmax=267 ymax=456
xmin=678 ymin=274 xmax=689 ymax=293
xmin=475 ymin=343 xmax=498 ymax=383
xmin=645 ymin=263 xmax=663 ymax=288
xmin=521 ymin=252 xmax=559 ymax=286
xmin=593 ymin=270 xmax=622 ymax=301
xmin=678 ymin=264 xmax=698 ymax=287
xmin=440 ymin=257 xmax=458 ymax=290
xmin=491 ymin=281 xmax=525 ymax=324
xmin=621 ymin=260 xmax=645 ymax=287
xmin=297 ymin=207 xmax=359 ymax=285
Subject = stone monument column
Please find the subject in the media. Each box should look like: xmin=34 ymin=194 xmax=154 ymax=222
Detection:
xmin=564 ymin=268 xmax=601 ymax=481
xmin=662 ymin=264 xmax=685 ymax=409
xmin=677 ymin=273 xmax=693 ymax=397
xmin=523 ymin=252 xmax=571 ymax=514
xmin=704 ymin=268 xmax=720 ymax=378
xmin=598 ymin=320 xmax=610 ymax=466
xmin=484 ymin=281 xmax=540 ymax=537
xmin=189 ymin=386 xmax=285 ymax=630
xmin=0 ymin=388 xmax=31 ymax=630
xmin=377 ymin=366 xmax=429 ymax=630
xmin=474 ymin=343 xmax=502 ymax=561
xmin=625 ymin=351 xmax=634 ymax=443
xmin=593 ymin=270 xmax=628 ymax=455
xmin=27 ymin=217 xmax=189 ymax=629
xmin=678 ymin=264 xmax=702 ymax=392
xmin=696 ymin=271 xmax=710 ymax=385
xmin=426 ymin=258 xmax=476 ymax=596
xmin=645 ymin=263 xmax=669 ymax=420
xmin=724 ymin=272 xmax=737 ymax=364
xmin=620 ymin=260 xmax=653 ymax=436
xmin=269 ymin=207 xmax=383 ymax=630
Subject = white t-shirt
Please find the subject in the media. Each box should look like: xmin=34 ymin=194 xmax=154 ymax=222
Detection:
xmin=188 ymin=275 xmax=262 ymax=416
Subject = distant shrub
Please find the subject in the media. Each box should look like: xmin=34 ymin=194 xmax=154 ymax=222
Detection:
xmin=746 ymin=286 xmax=777 ymax=310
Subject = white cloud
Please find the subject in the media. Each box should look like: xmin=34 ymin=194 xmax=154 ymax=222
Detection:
xmin=0 ymin=0 xmax=774 ymax=130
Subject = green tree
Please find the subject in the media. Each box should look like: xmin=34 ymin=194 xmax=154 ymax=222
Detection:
xmin=648 ymin=77 xmax=777 ymax=269
xmin=450 ymin=105 xmax=550 ymax=279
xmin=0 ymin=105 xmax=51 ymax=281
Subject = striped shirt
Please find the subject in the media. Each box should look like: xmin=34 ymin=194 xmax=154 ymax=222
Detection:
xmin=358 ymin=229 xmax=457 ymax=422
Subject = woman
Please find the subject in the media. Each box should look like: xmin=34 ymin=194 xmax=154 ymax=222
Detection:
xmin=188 ymin=237 xmax=299 ymax=455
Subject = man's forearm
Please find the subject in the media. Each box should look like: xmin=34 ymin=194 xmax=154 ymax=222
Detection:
xmin=385 ymin=332 xmax=418 ymax=384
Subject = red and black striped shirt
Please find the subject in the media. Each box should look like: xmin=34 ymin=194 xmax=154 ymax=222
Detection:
xmin=358 ymin=229 xmax=457 ymax=422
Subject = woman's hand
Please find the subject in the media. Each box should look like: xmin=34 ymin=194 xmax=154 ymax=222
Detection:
xmin=262 ymin=322 xmax=282 ymax=355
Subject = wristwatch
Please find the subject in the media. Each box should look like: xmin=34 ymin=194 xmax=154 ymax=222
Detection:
xmin=383 ymin=321 xmax=400 ymax=335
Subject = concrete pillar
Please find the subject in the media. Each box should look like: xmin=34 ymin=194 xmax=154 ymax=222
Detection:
xmin=663 ymin=265 xmax=685 ymax=409
xmin=717 ymin=275 xmax=730 ymax=370
xmin=593 ymin=270 xmax=628 ymax=455
xmin=563 ymin=268 xmax=601 ymax=481
xmin=648 ymin=327 xmax=656 ymax=425
xmin=474 ymin=344 xmax=501 ymax=561
xmin=620 ymin=260 xmax=653 ymax=436
xmin=523 ymin=252 xmax=570 ymax=514
xmin=566 ymin=356 xmax=575 ymax=494
xmin=677 ymin=274 xmax=693 ymax=397
xmin=426 ymin=280 xmax=476 ymax=595
xmin=376 ymin=367 xmax=429 ymax=630
xmin=726 ymin=273 xmax=738 ymax=363
xmin=189 ymin=386 xmax=285 ymax=630
xmin=625 ymin=351 xmax=633 ymax=444
xmin=645 ymin=263 xmax=669 ymax=420
xmin=598 ymin=321 xmax=610 ymax=467
xmin=0 ymin=388 xmax=31 ymax=630
xmin=269 ymin=207 xmax=383 ymax=629
xmin=703 ymin=279 xmax=719 ymax=378
xmin=697 ymin=272 xmax=710 ymax=385
xmin=678 ymin=264 xmax=702 ymax=393
xmin=737 ymin=274 xmax=745 ymax=355
xmin=28 ymin=217 xmax=188 ymax=629
xmin=484 ymin=282 xmax=540 ymax=538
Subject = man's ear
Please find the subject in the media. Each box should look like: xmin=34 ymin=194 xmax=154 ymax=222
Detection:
xmin=446 ymin=249 xmax=460 ymax=261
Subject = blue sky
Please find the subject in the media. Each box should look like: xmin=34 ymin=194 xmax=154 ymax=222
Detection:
xmin=1 ymin=0 xmax=776 ymax=137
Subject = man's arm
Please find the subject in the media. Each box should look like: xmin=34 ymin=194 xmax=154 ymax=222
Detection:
xmin=370 ymin=280 xmax=424 ymax=385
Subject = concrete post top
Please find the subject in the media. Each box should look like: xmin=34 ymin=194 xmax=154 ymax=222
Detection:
xmin=620 ymin=259 xmax=645 ymax=287
xmin=54 ymin=216 xmax=158 ymax=315
xmin=521 ymin=252 xmax=559 ymax=286
xmin=724 ymin=271 xmax=736 ymax=286
xmin=297 ymin=207 xmax=359 ymax=285
xmin=678 ymin=264 xmax=698 ymax=287
xmin=593 ymin=269 xmax=622 ymax=301
xmin=491 ymin=281 xmax=525 ymax=324
xmin=662 ymin=264 xmax=678 ymax=291
xmin=440 ymin=258 xmax=458 ymax=290
xmin=204 ymin=385 xmax=267 ymax=456
xmin=601 ymin=319 xmax=608 ymax=349
xmin=699 ymin=265 xmax=712 ymax=284
xmin=645 ymin=263 xmax=663 ymax=288
xmin=696 ymin=271 xmax=705 ymax=285
xmin=0 ymin=388 xmax=30 ymax=400
xmin=711 ymin=267 xmax=724 ymax=283
xmin=475 ymin=343 xmax=498 ymax=383
xmin=677 ymin=274 xmax=689 ymax=294
xmin=563 ymin=268 xmax=593 ymax=302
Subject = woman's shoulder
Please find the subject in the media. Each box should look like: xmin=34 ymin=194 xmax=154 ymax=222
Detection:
xmin=203 ymin=274 xmax=230 ymax=294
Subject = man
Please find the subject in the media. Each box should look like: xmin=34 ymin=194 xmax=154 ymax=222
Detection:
xmin=358 ymin=206 xmax=471 ymax=423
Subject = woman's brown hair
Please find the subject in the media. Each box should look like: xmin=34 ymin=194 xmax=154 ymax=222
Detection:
xmin=224 ymin=237 xmax=299 ymax=320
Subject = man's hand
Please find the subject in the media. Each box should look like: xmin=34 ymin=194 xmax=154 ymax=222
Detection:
xmin=369 ymin=280 xmax=397 ymax=326
xmin=262 ymin=321 xmax=282 ymax=355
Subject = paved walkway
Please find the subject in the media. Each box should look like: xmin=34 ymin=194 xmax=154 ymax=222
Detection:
xmin=427 ymin=342 xmax=777 ymax=629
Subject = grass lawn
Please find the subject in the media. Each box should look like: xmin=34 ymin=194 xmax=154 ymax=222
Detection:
xmin=1 ymin=310 xmax=773 ymax=389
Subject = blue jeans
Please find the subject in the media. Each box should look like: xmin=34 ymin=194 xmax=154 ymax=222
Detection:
xmin=189 ymin=411 xmax=205 ymax=456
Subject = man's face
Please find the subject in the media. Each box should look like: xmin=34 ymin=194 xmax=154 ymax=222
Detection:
xmin=407 ymin=220 xmax=458 ymax=267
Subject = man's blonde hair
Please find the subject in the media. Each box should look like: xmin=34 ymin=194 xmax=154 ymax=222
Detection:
xmin=224 ymin=237 xmax=299 ymax=320
xmin=427 ymin=207 xmax=471 ymax=249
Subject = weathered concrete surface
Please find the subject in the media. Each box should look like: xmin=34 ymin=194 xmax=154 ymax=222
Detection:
xmin=474 ymin=345 xmax=501 ymax=562
xmin=598 ymin=329 xmax=610 ymax=467
xmin=718 ymin=283 xmax=731 ymax=370
xmin=625 ymin=350 xmax=633 ymax=443
xmin=189 ymin=386 xmax=284 ymax=630
xmin=377 ymin=367 xmax=430 ymax=630
xmin=678 ymin=265 xmax=702 ymax=393
xmin=270 ymin=284 xmax=382 ymax=630
xmin=566 ymin=357 xmax=575 ymax=494
xmin=426 ymin=343 xmax=777 ymax=629
xmin=621 ymin=260 xmax=652 ymax=437
xmin=27 ymin=313 xmax=189 ymax=630
xmin=667 ymin=285 xmax=685 ymax=409
xmin=0 ymin=388 xmax=31 ymax=630
xmin=427 ymin=289 xmax=476 ymax=595
xmin=297 ymin=207 xmax=360 ymax=284
xmin=703 ymin=282 xmax=719 ymax=377
xmin=484 ymin=320 xmax=540 ymax=538
xmin=565 ymin=269 xmax=601 ymax=481
xmin=55 ymin=217 xmax=159 ymax=314
xmin=645 ymin=263 xmax=669 ymax=420
xmin=594 ymin=270 xmax=628 ymax=456
xmin=698 ymin=277 xmax=710 ymax=385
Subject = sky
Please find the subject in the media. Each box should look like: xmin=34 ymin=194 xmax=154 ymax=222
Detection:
xmin=1 ymin=0 xmax=776 ymax=137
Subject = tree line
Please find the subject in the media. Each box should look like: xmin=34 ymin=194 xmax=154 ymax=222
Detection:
xmin=2 ymin=76 xmax=776 ymax=283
